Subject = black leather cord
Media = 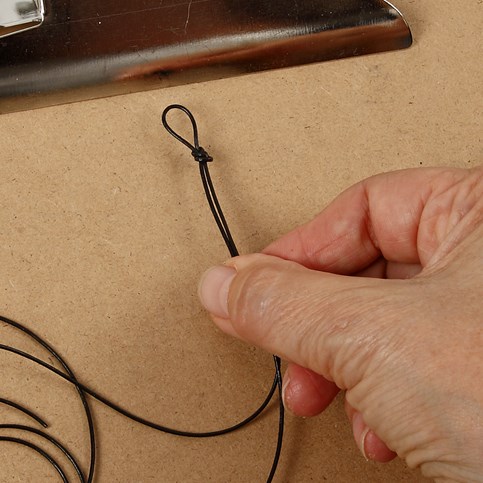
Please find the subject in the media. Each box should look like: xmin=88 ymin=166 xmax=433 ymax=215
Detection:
xmin=0 ymin=436 xmax=69 ymax=482
xmin=162 ymin=104 xmax=284 ymax=483
xmin=0 ymin=315 xmax=96 ymax=483
xmin=0 ymin=104 xmax=284 ymax=483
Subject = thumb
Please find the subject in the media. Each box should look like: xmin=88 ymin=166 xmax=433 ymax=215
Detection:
xmin=199 ymin=254 xmax=408 ymax=389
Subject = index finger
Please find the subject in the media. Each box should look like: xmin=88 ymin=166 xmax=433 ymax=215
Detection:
xmin=263 ymin=168 xmax=468 ymax=274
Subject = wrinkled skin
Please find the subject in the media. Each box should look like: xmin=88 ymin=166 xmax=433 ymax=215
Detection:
xmin=198 ymin=167 xmax=483 ymax=482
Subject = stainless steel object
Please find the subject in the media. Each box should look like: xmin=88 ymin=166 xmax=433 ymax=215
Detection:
xmin=0 ymin=0 xmax=412 ymax=113
xmin=0 ymin=0 xmax=44 ymax=39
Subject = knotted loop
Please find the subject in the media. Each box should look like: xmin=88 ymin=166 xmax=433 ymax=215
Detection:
xmin=191 ymin=146 xmax=213 ymax=163
xmin=162 ymin=104 xmax=213 ymax=163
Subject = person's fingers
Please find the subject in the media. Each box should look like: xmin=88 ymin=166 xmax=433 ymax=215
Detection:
xmin=355 ymin=258 xmax=422 ymax=279
xmin=345 ymin=401 xmax=397 ymax=463
xmin=282 ymin=363 xmax=396 ymax=462
xmin=263 ymin=168 xmax=475 ymax=273
xmin=351 ymin=411 xmax=397 ymax=463
xmin=198 ymin=253 xmax=408 ymax=386
xmin=282 ymin=363 xmax=339 ymax=417
xmin=282 ymin=361 xmax=398 ymax=462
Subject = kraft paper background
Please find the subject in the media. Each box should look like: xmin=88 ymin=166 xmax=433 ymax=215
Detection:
xmin=0 ymin=1 xmax=481 ymax=481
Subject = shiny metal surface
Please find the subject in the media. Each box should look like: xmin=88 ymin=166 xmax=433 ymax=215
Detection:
xmin=0 ymin=0 xmax=44 ymax=39
xmin=0 ymin=0 xmax=412 ymax=113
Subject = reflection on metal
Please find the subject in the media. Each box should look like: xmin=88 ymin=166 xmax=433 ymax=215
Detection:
xmin=0 ymin=0 xmax=44 ymax=39
xmin=0 ymin=0 xmax=412 ymax=113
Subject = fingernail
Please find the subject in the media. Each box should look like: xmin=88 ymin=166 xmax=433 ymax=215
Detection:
xmin=359 ymin=426 xmax=370 ymax=461
xmin=198 ymin=266 xmax=236 ymax=319
xmin=281 ymin=374 xmax=292 ymax=410
xmin=352 ymin=412 xmax=369 ymax=461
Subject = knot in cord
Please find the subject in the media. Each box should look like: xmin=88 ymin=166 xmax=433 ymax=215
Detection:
xmin=191 ymin=146 xmax=213 ymax=163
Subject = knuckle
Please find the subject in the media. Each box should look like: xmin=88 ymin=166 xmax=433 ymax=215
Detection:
xmin=228 ymin=261 xmax=285 ymax=341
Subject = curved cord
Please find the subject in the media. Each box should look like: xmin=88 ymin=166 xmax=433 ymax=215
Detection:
xmin=0 ymin=343 xmax=277 ymax=438
xmin=0 ymin=398 xmax=48 ymax=428
xmin=0 ymin=104 xmax=284 ymax=482
xmin=162 ymin=105 xmax=213 ymax=163
xmin=0 ymin=436 xmax=68 ymax=482
xmin=267 ymin=356 xmax=284 ymax=483
xmin=162 ymin=104 xmax=285 ymax=482
xmin=0 ymin=425 xmax=85 ymax=483
xmin=199 ymin=163 xmax=238 ymax=256
xmin=0 ymin=315 xmax=96 ymax=482
xmin=162 ymin=104 xmax=199 ymax=151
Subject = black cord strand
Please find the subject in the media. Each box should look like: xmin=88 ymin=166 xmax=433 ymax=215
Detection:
xmin=0 ymin=104 xmax=284 ymax=483
xmin=268 ymin=356 xmax=284 ymax=483
xmin=0 ymin=342 xmax=276 ymax=438
xmin=0 ymin=398 xmax=48 ymax=428
xmin=199 ymin=163 xmax=238 ymax=257
xmin=0 ymin=425 xmax=85 ymax=483
xmin=0 ymin=315 xmax=96 ymax=482
xmin=162 ymin=104 xmax=285 ymax=483
xmin=0 ymin=436 xmax=69 ymax=482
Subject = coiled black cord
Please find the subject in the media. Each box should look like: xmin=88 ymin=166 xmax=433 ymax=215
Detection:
xmin=0 ymin=104 xmax=284 ymax=483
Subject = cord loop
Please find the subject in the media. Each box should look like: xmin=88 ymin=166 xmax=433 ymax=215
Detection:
xmin=162 ymin=104 xmax=213 ymax=163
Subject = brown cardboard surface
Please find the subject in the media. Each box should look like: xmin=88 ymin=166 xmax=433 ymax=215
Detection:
xmin=0 ymin=1 xmax=481 ymax=481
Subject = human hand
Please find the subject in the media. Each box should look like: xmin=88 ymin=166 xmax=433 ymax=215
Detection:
xmin=198 ymin=167 xmax=483 ymax=481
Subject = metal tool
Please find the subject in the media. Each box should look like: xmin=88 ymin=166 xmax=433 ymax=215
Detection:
xmin=0 ymin=0 xmax=412 ymax=113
